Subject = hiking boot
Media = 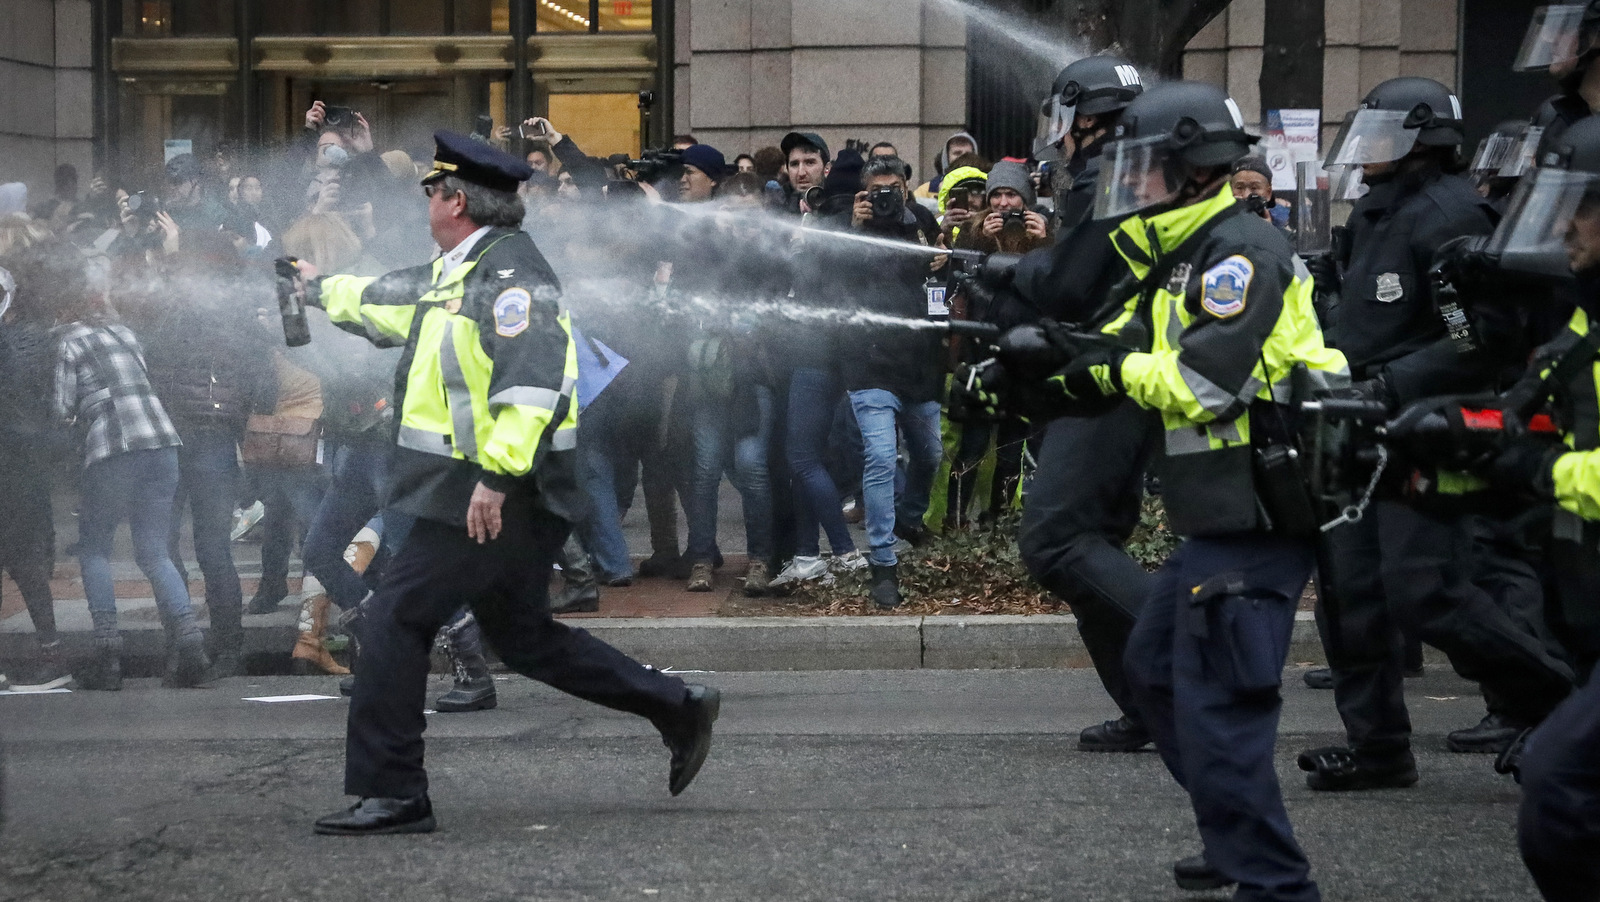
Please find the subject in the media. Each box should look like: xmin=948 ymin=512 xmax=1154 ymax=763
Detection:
xmin=742 ymin=561 xmax=771 ymax=598
xmin=893 ymin=522 xmax=932 ymax=548
xmin=163 ymin=635 xmax=212 ymax=688
xmin=74 ymin=639 xmax=123 ymax=691
xmin=291 ymin=594 xmax=351 ymax=676
xmin=687 ymin=562 xmax=715 ymax=592
xmin=771 ymin=556 xmax=830 ymax=589
xmin=869 ymin=564 xmax=903 ymax=610
xmin=1303 ymin=667 xmax=1334 ymax=690
xmin=1298 ymin=746 xmax=1418 ymax=792
xmin=550 ymin=583 xmax=601 ymax=614
xmin=830 ymin=551 xmax=868 ymax=575
xmin=638 ymin=551 xmax=686 ymax=579
xmin=1447 ymin=713 xmax=1529 ymax=754
xmin=9 ymin=642 xmax=73 ymax=692
xmin=435 ymin=614 xmax=496 ymax=713
xmin=1174 ymin=854 xmax=1235 ymax=892
xmin=1078 ymin=715 xmax=1152 ymax=752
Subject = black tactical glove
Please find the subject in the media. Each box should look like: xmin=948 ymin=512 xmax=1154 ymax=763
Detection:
xmin=1304 ymin=253 xmax=1340 ymax=295
xmin=1050 ymin=346 xmax=1128 ymax=406
xmin=949 ymin=358 xmax=1011 ymax=423
xmin=995 ymin=321 xmax=1110 ymax=382
xmin=1478 ymin=434 xmax=1562 ymax=499
xmin=1430 ymin=235 xmax=1500 ymax=289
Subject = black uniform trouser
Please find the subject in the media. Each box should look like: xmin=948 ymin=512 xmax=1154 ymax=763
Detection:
xmin=1125 ymin=533 xmax=1320 ymax=902
xmin=1019 ymin=401 xmax=1160 ymax=723
xmin=344 ymin=500 xmax=690 ymax=799
xmin=1519 ymin=673 xmax=1600 ymax=902
xmin=1544 ymin=530 xmax=1600 ymax=681
xmin=1318 ymin=501 xmax=1574 ymax=758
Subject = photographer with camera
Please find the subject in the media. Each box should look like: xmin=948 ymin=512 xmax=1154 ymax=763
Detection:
xmin=944 ymin=161 xmax=1053 ymax=529
xmin=833 ymin=152 xmax=947 ymax=607
xmin=1229 ymin=157 xmax=1291 ymax=235
xmin=781 ymin=132 xmax=830 ymax=215
xmin=296 ymin=102 xmax=386 ymax=235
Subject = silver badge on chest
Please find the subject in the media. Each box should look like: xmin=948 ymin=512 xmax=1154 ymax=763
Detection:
xmin=1375 ymin=272 xmax=1404 ymax=303
xmin=1166 ymin=262 xmax=1193 ymax=296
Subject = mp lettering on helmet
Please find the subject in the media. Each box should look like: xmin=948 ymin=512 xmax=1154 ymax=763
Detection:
xmin=1115 ymin=65 xmax=1141 ymax=87
xmin=494 ymin=287 xmax=532 ymax=337
xmin=1224 ymin=98 xmax=1246 ymax=129
xmin=1200 ymin=255 xmax=1253 ymax=318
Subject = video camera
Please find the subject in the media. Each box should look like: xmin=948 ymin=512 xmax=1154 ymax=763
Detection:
xmin=624 ymin=148 xmax=684 ymax=183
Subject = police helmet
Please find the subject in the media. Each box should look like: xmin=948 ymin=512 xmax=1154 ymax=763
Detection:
xmin=1114 ymin=81 xmax=1257 ymax=168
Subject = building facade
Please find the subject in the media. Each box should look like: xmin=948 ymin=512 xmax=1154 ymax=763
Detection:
xmin=0 ymin=0 xmax=1571 ymax=199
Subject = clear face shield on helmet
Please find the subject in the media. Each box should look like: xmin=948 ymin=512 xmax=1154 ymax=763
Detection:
xmin=1487 ymin=167 xmax=1600 ymax=277
xmin=1324 ymin=109 xmax=1424 ymax=167
xmin=0 ymin=265 xmax=13 ymax=322
xmin=1033 ymin=92 xmax=1077 ymax=162
xmin=1469 ymin=127 xmax=1545 ymax=185
xmin=1514 ymin=5 xmax=1589 ymax=71
xmin=1093 ymin=135 xmax=1184 ymax=219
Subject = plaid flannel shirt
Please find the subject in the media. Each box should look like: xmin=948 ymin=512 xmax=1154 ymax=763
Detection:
xmin=55 ymin=321 xmax=182 ymax=467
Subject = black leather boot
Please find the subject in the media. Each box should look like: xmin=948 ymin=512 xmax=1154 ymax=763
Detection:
xmin=1298 ymin=745 xmax=1418 ymax=791
xmin=1447 ymin=712 xmax=1529 ymax=754
xmin=1174 ymin=854 xmax=1235 ymax=891
xmin=435 ymin=612 xmax=496 ymax=713
xmin=869 ymin=564 xmax=902 ymax=610
xmin=73 ymin=637 xmax=123 ymax=691
xmin=1078 ymin=715 xmax=1152 ymax=752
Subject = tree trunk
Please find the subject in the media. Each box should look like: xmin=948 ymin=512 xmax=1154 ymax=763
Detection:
xmin=1260 ymin=0 xmax=1325 ymax=112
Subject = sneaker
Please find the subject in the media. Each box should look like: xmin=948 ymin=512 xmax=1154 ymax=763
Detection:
xmin=10 ymin=646 xmax=74 ymax=692
xmin=830 ymin=551 xmax=868 ymax=574
xmin=742 ymin=561 xmax=770 ymax=597
xmin=770 ymin=556 xmax=830 ymax=588
xmin=230 ymin=501 xmax=265 ymax=542
xmin=686 ymin=562 xmax=714 ymax=592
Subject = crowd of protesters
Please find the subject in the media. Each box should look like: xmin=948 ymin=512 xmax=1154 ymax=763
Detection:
xmin=0 ymin=99 xmax=1289 ymax=692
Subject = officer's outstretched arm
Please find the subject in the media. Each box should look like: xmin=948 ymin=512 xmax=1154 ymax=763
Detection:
xmin=318 ymin=269 xmax=429 ymax=348
xmin=1553 ymin=450 xmax=1600 ymax=521
xmin=476 ymin=282 xmax=577 ymax=492
xmin=1120 ymin=250 xmax=1286 ymax=423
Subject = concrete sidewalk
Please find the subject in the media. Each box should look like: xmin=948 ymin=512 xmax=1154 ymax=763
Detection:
xmin=1 ymin=596 xmax=1341 ymax=675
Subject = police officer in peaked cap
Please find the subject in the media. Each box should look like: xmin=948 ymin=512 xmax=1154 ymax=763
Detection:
xmin=282 ymin=131 xmax=720 ymax=835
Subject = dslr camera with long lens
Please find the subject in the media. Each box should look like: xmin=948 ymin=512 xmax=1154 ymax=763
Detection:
xmin=868 ymin=186 xmax=905 ymax=223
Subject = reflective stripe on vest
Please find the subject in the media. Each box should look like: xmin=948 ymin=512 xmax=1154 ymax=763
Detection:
xmin=438 ymin=319 xmax=479 ymax=462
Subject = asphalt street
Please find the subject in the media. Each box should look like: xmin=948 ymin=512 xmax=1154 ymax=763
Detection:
xmin=0 ymin=667 xmax=1538 ymax=901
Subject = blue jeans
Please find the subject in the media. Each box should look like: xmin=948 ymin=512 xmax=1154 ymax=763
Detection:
xmin=686 ymin=385 xmax=774 ymax=564
xmin=303 ymin=444 xmax=414 ymax=610
xmin=786 ymin=368 xmax=855 ymax=557
xmin=168 ymin=432 xmax=244 ymax=649
xmin=576 ymin=386 xmax=636 ymax=581
xmin=254 ymin=465 xmax=327 ymax=593
xmin=79 ymin=447 xmax=197 ymax=638
xmin=848 ymin=390 xmax=943 ymax=567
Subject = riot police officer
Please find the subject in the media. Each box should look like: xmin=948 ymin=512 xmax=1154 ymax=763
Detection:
xmin=1298 ymin=78 xmax=1576 ymax=791
xmin=981 ymin=80 xmax=1348 ymax=899
xmin=291 ymin=133 xmax=720 ymax=835
xmin=1007 ymin=55 xmax=1166 ymax=753
xmin=1518 ymin=2 xmax=1600 ymax=151
xmin=1441 ymin=113 xmax=1600 ymax=900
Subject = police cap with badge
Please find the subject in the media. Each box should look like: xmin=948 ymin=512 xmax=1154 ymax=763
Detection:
xmin=422 ymin=130 xmax=534 ymax=194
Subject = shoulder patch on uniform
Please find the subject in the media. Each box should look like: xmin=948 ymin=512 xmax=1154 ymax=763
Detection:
xmin=1200 ymin=255 xmax=1253 ymax=318
xmin=493 ymin=287 xmax=532 ymax=337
